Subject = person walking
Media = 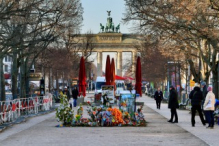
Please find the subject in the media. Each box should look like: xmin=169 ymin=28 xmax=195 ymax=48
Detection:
xmin=154 ymin=88 xmax=163 ymax=109
xmin=168 ymin=86 xmax=179 ymax=123
xmin=189 ymin=83 xmax=206 ymax=127
xmin=72 ymin=87 xmax=79 ymax=107
xmin=203 ymin=87 xmax=215 ymax=129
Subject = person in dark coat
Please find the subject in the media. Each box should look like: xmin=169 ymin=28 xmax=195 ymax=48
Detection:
xmin=189 ymin=83 xmax=206 ymax=127
xmin=72 ymin=87 xmax=79 ymax=107
xmin=168 ymin=86 xmax=179 ymax=123
xmin=154 ymin=88 xmax=163 ymax=109
xmin=201 ymin=81 xmax=208 ymax=110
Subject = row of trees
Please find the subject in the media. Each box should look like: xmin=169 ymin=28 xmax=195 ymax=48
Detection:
xmin=123 ymin=0 xmax=219 ymax=97
xmin=35 ymin=32 xmax=95 ymax=94
xmin=0 ymin=0 xmax=86 ymax=101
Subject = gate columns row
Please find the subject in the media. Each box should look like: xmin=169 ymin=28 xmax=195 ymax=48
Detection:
xmin=96 ymin=51 xmax=137 ymax=77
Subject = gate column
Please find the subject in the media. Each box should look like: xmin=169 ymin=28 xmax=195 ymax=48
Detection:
xmin=97 ymin=51 xmax=102 ymax=76
xmin=117 ymin=51 xmax=122 ymax=76
xmin=132 ymin=51 xmax=137 ymax=76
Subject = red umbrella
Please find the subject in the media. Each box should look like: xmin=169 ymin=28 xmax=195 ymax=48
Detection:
xmin=135 ymin=56 xmax=142 ymax=97
xmin=78 ymin=56 xmax=86 ymax=97
xmin=105 ymin=55 xmax=111 ymax=85
xmin=111 ymin=58 xmax=116 ymax=91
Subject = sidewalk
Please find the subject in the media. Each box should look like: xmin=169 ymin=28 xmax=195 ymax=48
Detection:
xmin=0 ymin=99 xmax=207 ymax=146
xmin=137 ymin=95 xmax=219 ymax=146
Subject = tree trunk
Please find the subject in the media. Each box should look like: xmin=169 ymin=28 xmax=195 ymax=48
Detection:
xmin=174 ymin=62 xmax=177 ymax=88
xmin=12 ymin=52 xmax=18 ymax=99
xmin=56 ymin=70 xmax=59 ymax=91
xmin=188 ymin=59 xmax=200 ymax=82
xmin=25 ymin=58 xmax=29 ymax=97
xmin=0 ymin=57 xmax=6 ymax=101
xmin=20 ymin=58 xmax=26 ymax=98
xmin=51 ymin=68 xmax=53 ymax=91
xmin=49 ymin=68 xmax=51 ymax=92
xmin=178 ymin=63 xmax=181 ymax=100
xmin=25 ymin=72 xmax=29 ymax=97
xmin=212 ymin=70 xmax=218 ymax=98
xmin=217 ymin=62 xmax=219 ymax=99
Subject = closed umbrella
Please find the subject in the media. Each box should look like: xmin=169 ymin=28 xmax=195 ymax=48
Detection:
xmin=78 ymin=56 xmax=86 ymax=97
xmin=105 ymin=55 xmax=111 ymax=85
xmin=135 ymin=56 xmax=142 ymax=97
xmin=111 ymin=58 xmax=116 ymax=91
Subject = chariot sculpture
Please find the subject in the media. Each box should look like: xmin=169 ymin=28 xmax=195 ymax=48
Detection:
xmin=99 ymin=11 xmax=120 ymax=33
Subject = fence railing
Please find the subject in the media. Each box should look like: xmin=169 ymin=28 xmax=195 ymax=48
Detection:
xmin=0 ymin=95 xmax=53 ymax=124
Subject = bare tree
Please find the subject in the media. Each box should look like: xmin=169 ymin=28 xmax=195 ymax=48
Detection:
xmin=123 ymin=0 xmax=219 ymax=96
xmin=0 ymin=0 xmax=83 ymax=100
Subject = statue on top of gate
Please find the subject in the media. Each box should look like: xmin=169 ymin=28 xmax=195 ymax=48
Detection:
xmin=99 ymin=11 xmax=120 ymax=33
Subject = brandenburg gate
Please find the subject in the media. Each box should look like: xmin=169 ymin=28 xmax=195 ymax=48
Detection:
xmin=78 ymin=11 xmax=141 ymax=77
xmin=95 ymin=32 xmax=139 ymax=76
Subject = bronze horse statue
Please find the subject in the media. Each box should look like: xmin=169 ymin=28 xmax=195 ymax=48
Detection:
xmin=100 ymin=23 xmax=104 ymax=32
xmin=116 ymin=24 xmax=120 ymax=32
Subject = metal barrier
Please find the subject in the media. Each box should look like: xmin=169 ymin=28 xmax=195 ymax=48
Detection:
xmin=0 ymin=95 xmax=53 ymax=124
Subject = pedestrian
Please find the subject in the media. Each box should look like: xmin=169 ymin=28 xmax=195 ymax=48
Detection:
xmin=201 ymin=81 xmax=208 ymax=110
xmin=63 ymin=86 xmax=70 ymax=101
xmin=203 ymin=86 xmax=215 ymax=129
xmin=201 ymin=82 xmax=208 ymax=98
xmin=168 ymin=86 xmax=179 ymax=123
xmin=72 ymin=87 xmax=79 ymax=107
xmin=189 ymin=83 xmax=206 ymax=127
xmin=154 ymin=88 xmax=163 ymax=109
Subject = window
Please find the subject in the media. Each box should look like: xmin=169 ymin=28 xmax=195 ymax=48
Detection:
xmin=4 ymin=56 xmax=11 ymax=62
xmin=4 ymin=56 xmax=7 ymax=62
xmin=5 ymin=65 xmax=8 ymax=72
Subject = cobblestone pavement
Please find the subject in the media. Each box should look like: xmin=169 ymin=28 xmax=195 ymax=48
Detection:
xmin=0 ymin=94 xmax=209 ymax=146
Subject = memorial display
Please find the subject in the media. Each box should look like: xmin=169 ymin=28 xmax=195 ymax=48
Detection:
xmin=56 ymin=94 xmax=146 ymax=127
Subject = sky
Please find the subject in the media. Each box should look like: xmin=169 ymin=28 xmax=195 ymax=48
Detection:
xmin=80 ymin=0 xmax=133 ymax=34
xmin=80 ymin=0 xmax=133 ymax=75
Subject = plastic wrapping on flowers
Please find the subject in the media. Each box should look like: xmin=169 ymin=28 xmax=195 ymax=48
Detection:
xmin=56 ymin=93 xmax=74 ymax=125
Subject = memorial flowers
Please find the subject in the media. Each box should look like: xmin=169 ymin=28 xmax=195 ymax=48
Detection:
xmin=56 ymin=94 xmax=74 ymax=125
xmin=56 ymin=95 xmax=146 ymax=127
xmin=107 ymin=107 xmax=124 ymax=125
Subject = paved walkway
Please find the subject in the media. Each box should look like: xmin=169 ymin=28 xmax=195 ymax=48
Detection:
xmin=137 ymin=95 xmax=219 ymax=146
xmin=0 ymin=95 xmax=209 ymax=146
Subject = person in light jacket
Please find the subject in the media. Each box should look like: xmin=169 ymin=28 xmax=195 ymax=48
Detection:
xmin=203 ymin=86 xmax=216 ymax=129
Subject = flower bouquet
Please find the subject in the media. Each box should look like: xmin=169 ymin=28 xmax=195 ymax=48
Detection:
xmin=135 ymin=105 xmax=146 ymax=126
xmin=56 ymin=93 xmax=74 ymax=126
xmin=123 ymin=111 xmax=131 ymax=124
xmin=107 ymin=107 xmax=124 ymax=125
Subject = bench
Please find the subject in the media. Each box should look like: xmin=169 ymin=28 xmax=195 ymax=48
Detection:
xmin=179 ymin=98 xmax=190 ymax=109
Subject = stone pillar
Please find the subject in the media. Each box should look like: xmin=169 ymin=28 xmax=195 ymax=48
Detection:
xmin=132 ymin=51 xmax=137 ymax=76
xmin=117 ymin=51 xmax=122 ymax=76
xmin=97 ymin=51 xmax=102 ymax=76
